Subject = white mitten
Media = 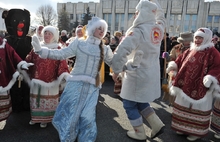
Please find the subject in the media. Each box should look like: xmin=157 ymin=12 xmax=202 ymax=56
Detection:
xmin=21 ymin=63 xmax=34 ymax=70
xmin=31 ymin=35 xmax=42 ymax=52
xmin=203 ymin=77 xmax=212 ymax=88
xmin=18 ymin=74 xmax=24 ymax=81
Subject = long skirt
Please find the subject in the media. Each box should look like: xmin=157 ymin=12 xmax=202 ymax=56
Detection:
xmin=52 ymin=81 xmax=99 ymax=142
xmin=171 ymin=94 xmax=212 ymax=137
xmin=210 ymin=99 xmax=220 ymax=134
xmin=0 ymin=91 xmax=12 ymax=121
xmin=30 ymin=84 xmax=59 ymax=123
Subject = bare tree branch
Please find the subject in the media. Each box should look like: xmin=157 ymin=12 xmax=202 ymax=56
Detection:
xmin=35 ymin=5 xmax=57 ymax=26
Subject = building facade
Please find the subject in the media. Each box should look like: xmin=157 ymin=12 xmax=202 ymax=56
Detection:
xmin=0 ymin=7 xmax=6 ymax=31
xmin=57 ymin=0 xmax=220 ymax=36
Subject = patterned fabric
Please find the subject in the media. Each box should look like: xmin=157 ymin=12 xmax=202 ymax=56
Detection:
xmin=24 ymin=46 xmax=69 ymax=123
xmin=172 ymin=102 xmax=211 ymax=137
xmin=26 ymin=50 xmax=68 ymax=83
xmin=173 ymin=47 xmax=220 ymax=100
xmin=211 ymin=99 xmax=220 ymax=133
xmin=30 ymin=85 xmax=59 ymax=123
xmin=0 ymin=93 xmax=12 ymax=121
xmin=52 ymin=81 xmax=99 ymax=142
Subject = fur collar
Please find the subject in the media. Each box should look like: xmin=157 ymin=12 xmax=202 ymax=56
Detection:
xmin=190 ymin=42 xmax=214 ymax=51
xmin=40 ymin=42 xmax=59 ymax=49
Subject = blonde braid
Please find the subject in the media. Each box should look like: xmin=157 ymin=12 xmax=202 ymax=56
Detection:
xmin=95 ymin=40 xmax=104 ymax=87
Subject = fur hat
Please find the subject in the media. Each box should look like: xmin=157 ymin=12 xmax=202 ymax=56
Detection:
xmin=133 ymin=0 xmax=157 ymax=27
xmin=194 ymin=28 xmax=212 ymax=45
xmin=61 ymin=30 xmax=67 ymax=35
xmin=191 ymin=28 xmax=214 ymax=50
xmin=76 ymin=25 xmax=83 ymax=33
xmin=177 ymin=32 xmax=193 ymax=43
xmin=42 ymin=26 xmax=59 ymax=43
xmin=86 ymin=17 xmax=108 ymax=38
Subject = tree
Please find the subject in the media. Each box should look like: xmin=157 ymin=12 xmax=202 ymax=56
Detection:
xmin=81 ymin=7 xmax=92 ymax=26
xmin=35 ymin=5 xmax=57 ymax=26
xmin=72 ymin=17 xmax=79 ymax=29
xmin=58 ymin=8 xmax=70 ymax=32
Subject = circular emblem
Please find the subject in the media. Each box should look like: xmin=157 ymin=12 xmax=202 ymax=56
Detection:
xmin=151 ymin=27 xmax=163 ymax=44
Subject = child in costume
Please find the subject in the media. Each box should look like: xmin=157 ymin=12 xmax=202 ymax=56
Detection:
xmin=22 ymin=26 xmax=69 ymax=128
xmin=111 ymin=0 xmax=166 ymax=140
xmin=31 ymin=17 xmax=112 ymax=142
xmin=0 ymin=37 xmax=33 ymax=123
xmin=166 ymin=28 xmax=220 ymax=141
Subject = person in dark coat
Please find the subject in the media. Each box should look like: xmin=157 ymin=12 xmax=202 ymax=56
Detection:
xmin=2 ymin=9 xmax=32 ymax=112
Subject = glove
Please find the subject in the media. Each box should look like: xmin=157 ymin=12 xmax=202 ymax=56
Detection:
xmin=31 ymin=35 xmax=42 ymax=52
xmin=162 ymin=52 xmax=169 ymax=59
xmin=21 ymin=63 xmax=34 ymax=70
xmin=203 ymin=77 xmax=212 ymax=88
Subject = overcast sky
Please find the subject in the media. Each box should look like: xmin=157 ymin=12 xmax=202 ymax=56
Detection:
xmin=0 ymin=0 xmax=99 ymax=26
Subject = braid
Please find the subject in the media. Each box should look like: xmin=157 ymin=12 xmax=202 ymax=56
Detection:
xmin=95 ymin=40 xmax=104 ymax=87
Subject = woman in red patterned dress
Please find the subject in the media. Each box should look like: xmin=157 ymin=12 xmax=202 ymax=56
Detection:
xmin=166 ymin=28 xmax=220 ymax=141
xmin=22 ymin=26 xmax=69 ymax=128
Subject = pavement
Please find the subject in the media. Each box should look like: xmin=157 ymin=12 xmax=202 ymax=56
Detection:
xmin=0 ymin=75 xmax=218 ymax=142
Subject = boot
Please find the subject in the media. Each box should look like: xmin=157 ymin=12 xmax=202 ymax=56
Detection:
xmin=146 ymin=112 xmax=165 ymax=138
xmin=127 ymin=124 xmax=147 ymax=140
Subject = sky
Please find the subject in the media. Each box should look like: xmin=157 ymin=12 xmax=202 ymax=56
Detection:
xmin=0 ymin=0 xmax=99 ymax=26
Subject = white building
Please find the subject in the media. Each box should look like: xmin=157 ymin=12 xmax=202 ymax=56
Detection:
xmin=57 ymin=0 xmax=220 ymax=36
xmin=0 ymin=7 xmax=6 ymax=31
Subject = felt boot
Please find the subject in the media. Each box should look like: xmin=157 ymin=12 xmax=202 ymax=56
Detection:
xmin=127 ymin=124 xmax=147 ymax=140
xmin=145 ymin=112 xmax=165 ymax=138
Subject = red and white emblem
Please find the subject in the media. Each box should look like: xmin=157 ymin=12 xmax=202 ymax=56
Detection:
xmin=151 ymin=27 xmax=163 ymax=44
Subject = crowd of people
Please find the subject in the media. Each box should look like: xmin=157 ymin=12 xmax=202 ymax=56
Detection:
xmin=1 ymin=0 xmax=220 ymax=142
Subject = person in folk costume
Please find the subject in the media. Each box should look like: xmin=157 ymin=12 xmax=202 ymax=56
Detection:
xmin=2 ymin=9 xmax=33 ymax=112
xmin=210 ymin=33 xmax=220 ymax=140
xmin=21 ymin=25 xmax=69 ymax=128
xmin=0 ymin=37 xmax=33 ymax=123
xmin=162 ymin=32 xmax=193 ymax=105
xmin=166 ymin=27 xmax=220 ymax=141
xmin=211 ymin=98 xmax=220 ymax=139
xmin=111 ymin=0 xmax=166 ymax=140
xmin=33 ymin=25 xmax=44 ymax=42
xmin=30 ymin=17 xmax=113 ymax=141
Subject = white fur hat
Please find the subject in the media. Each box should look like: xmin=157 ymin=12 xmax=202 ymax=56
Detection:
xmin=86 ymin=17 xmax=108 ymax=38
xmin=194 ymin=28 xmax=212 ymax=45
xmin=61 ymin=30 xmax=67 ymax=35
xmin=133 ymin=0 xmax=158 ymax=26
xmin=42 ymin=25 xmax=59 ymax=42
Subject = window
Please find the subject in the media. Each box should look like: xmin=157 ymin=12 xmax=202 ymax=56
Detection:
xmin=70 ymin=14 xmax=73 ymax=20
xmin=115 ymin=14 xmax=119 ymax=30
xmin=120 ymin=14 xmax=124 ymax=31
xmin=207 ymin=15 xmax=213 ymax=23
xmin=184 ymin=15 xmax=190 ymax=31
xmin=128 ymin=13 xmax=133 ymax=21
xmin=214 ymin=16 xmax=220 ymax=23
xmin=191 ymin=15 xmax=197 ymax=32
xmin=103 ymin=13 xmax=112 ymax=30
xmin=76 ymin=14 xmax=82 ymax=21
